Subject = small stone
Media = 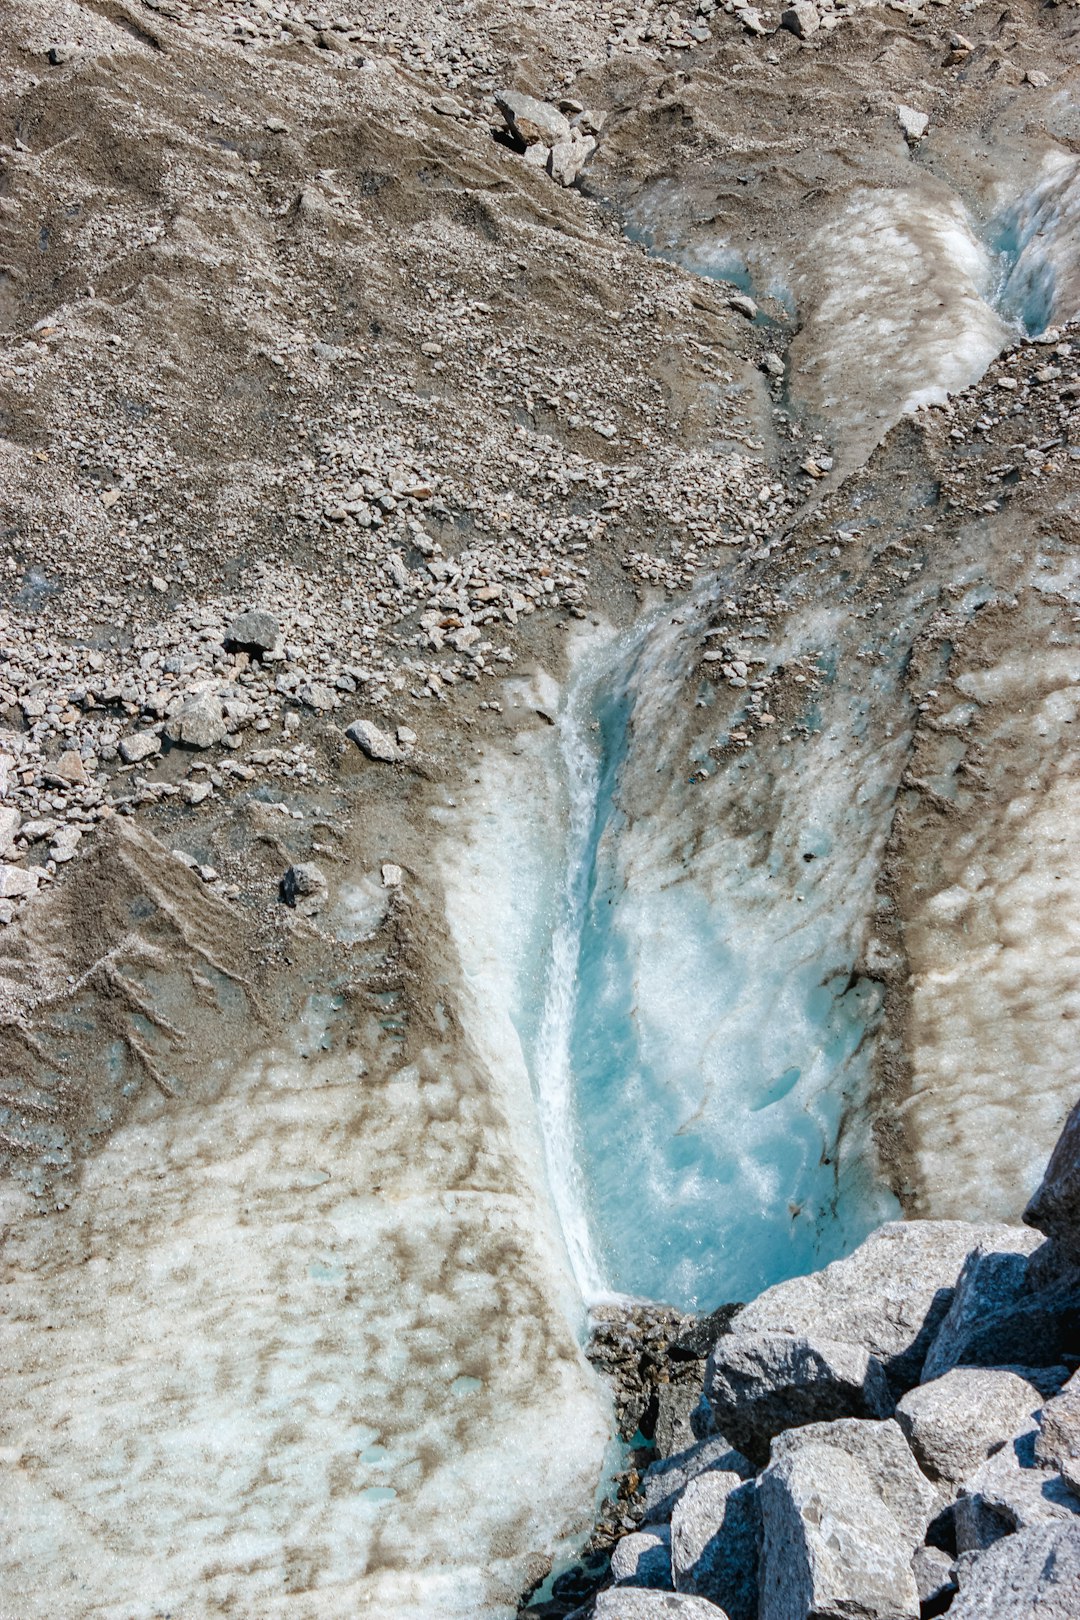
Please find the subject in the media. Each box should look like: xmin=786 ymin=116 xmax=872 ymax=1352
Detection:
xmin=346 ymin=718 xmax=400 ymax=761
xmin=150 ymin=575 xmax=168 ymax=593
xmin=495 ymin=90 xmax=571 ymax=149
xmin=280 ymin=862 xmax=328 ymax=916
xmin=0 ymin=805 xmax=19 ymax=857
xmin=728 ymin=294 xmax=758 ymax=320
xmin=119 ymin=732 xmax=162 ymax=765
xmin=225 ymin=610 xmax=281 ymax=658
xmin=897 ymin=104 xmax=930 ymax=143
xmin=49 ymin=825 xmax=82 ymax=863
xmin=54 ymin=749 xmax=88 ymax=786
xmin=165 ymin=691 xmax=227 ymax=750
xmin=180 ymin=781 xmax=212 ymax=806
xmin=381 ymin=863 xmax=403 ymax=888
xmin=299 ymin=682 xmax=336 ymax=712
xmin=0 ymin=863 xmax=38 ymax=899
xmin=761 ymin=354 xmax=785 ymax=378
xmin=265 ymin=116 xmax=288 ymax=132
xmin=781 ymin=1 xmax=820 ymax=37
xmin=1025 ymin=69 xmax=1050 ymax=87
xmin=396 ymin=726 xmax=417 ymax=747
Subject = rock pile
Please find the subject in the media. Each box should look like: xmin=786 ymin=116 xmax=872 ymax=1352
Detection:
xmin=578 ymin=1099 xmax=1080 ymax=1619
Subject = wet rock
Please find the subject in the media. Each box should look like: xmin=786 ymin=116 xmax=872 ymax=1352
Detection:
xmin=770 ymin=1419 xmax=938 ymax=1549
xmin=897 ymin=105 xmax=929 ymax=143
xmin=758 ymin=1440 xmax=920 ymax=1620
xmin=704 ymin=1331 xmax=893 ymax=1466
xmin=1025 ymin=1095 xmax=1080 ymax=1261
xmin=954 ymin=1424 xmax=1080 ymax=1553
xmin=495 ymin=90 xmax=570 ymax=150
xmin=640 ymin=1434 xmax=755 ymax=1524
xmin=949 ymin=1521 xmax=1080 ymax=1618
xmin=346 ymin=718 xmax=400 ymax=761
xmin=920 ymin=1239 xmax=1078 ymax=1382
xmin=913 ymin=1545 xmax=957 ymax=1611
xmin=1035 ymin=1371 xmax=1080 ymax=1493
xmin=897 ymin=1368 xmax=1049 ymax=1490
xmin=280 ymin=862 xmax=328 ymax=916
xmin=164 ymin=690 xmax=227 ymax=750
xmin=781 ymin=2 xmax=820 ymax=38
xmin=119 ymin=731 xmax=162 ymax=765
xmin=224 ymin=609 xmax=280 ymax=658
xmin=670 ymin=1471 xmax=760 ymax=1620
xmin=733 ymin=1220 xmax=1039 ymax=1393
xmin=610 ymin=1524 xmax=672 ymax=1589
xmin=592 ymin=1592 xmax=728 ymax=1618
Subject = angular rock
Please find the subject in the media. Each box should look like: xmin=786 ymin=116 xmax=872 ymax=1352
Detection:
xmin=224 ymin=609 xmax=280 ymax=657
xmin=592 ymin=1592 xmax=728 ymax=1619
xmin=705 ymin=1331 xmax=893 ymax=1466
xmin=640 ymin=1434 xmax=754 ymax=1524
xmin=0 ymin=862 xmax=38 ymax=900
xmin=1036 ymin=1371 xmax=1080 ymax=1493
xmin=610 ymin=1524 xmax=672 ymax=1590
xmin=770 ymin=1419 xmax=938 ymax=1548
xmin=280 ymin=862 xmax=328 ymax=917
xmin=494 ymin=90 xmax=570 ymax=150
xmin=165 ymin=690 xmax=227 ymax=750
xmin=346 ymin=718 xmax=400 ymax=762
xmin=119 ymin=731 xmax=162 ymax=765
xmin=654 ymin=1382 xmax=714 ymax=1461
xmin=781 ymin=1 xmax=819 ymax=38
xmin=949 ymin=1521 xmax=1080 ymax=1618
xmin=920 ymin=1238 xmax=1078 ymax=1382
xmin=670 ymin=1471 xmax=760 ymax=1620
xmin=733 ymin=1220 xmax=1039 ymax=1393
xmin=954 ymin=1425 xmax=1080 ymax=1553
xmin=50 ymin=825 xmax=81 ymax=864
xmin=1026 ymin=1096 xmax=1080 ymax=1261
xmin=897 ymin=1368 xmax=1047 ymax=1489
xmin=897 ymin=105 xmax=929 ymax=142
xmin=758 ymin=1441 xmax=920 ymax=1620
xmin=912 ymin=1545 xmax=956 ymax=1611
xmin=0 ymin=805 xmax=19 ymax=857
xmin=53 ymin=749 xmax=88 ymax=786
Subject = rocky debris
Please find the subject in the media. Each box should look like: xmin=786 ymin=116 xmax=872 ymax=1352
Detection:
xmin=1026 ymin=1096 xmax=1080 ymax=1262
xmin=225 ymin=610 xmax=281 ymax=659
xmin=954 ymin=1425 xmax=1080 ymax=1553
xmin=897 ymin=104 xmax=929 ymax=143
xmin=640 ymin=1435 xmax=756 ymax=1525
xmin=920 ymin=1238 xmax=1078 ymax=1382
xmin=769 ymin=1419 xmax=938 ymax=1550
xmin=1035 ymin=1372 xmax=1080 ymax=1494
xmin=735 ymin=1221 xmax=1046 ymax=1392
xmin=495 ymin=90 xmax=571 ymax=149
xmin=949 ymin=1522 xmax=1080 ymax=1618
xmin=591 ymin=1592 xmax=728 ymax=1618
xmin=610 ymin=1525 xmax=672 ymax=1589
xmin=494 ymin=89 xmax=602 ymax=186
xmin=346 ymin=718 xmax=401 ymax=762
xmin=705 ymin=1331 xmax=893 ymax=1466
xmin=758 ymin=1440 xmax=921 ymax=1620
xmin=896 ymin=1368 xmax=1049 ymax=1491
xmin=164 ymin=689 xmax=228 ymax=750
xmin=670 ymin=1471 xmax=760 ymax=1620
xmin=280 ymin=861 xmax=328 ymax=916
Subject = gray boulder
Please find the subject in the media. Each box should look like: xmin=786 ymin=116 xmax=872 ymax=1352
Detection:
xmin=670 ymin=1472 xmax=760 ymax=1620
xmin=954 ymin=1425 xmax=1080 ymax=1553
xmin=920 ymin=1238 xmax=1077 ymax=1382
xmin=1026 ymin=1097 xmax=1080 ymax=1262
xmin=346 ymin=718 xmax=401 ymax=762
xmin=640 ymin=1434 xmax=754 ymax=1525
xmin=610 ymin=1525 xmax=671 ymax=1590
xmin=592 ymin=1592 xmax=729 ymax=1618
xmin=1036 ymin=1371 xmax=1080 ymax=1493
xmin=769 ymin=1419 xmax=938 ymax=1549
xmin=912 ymin=1545 xmax=956 ymax=1611
xmin=733 ymin=1220 xmax=1039 ymax=1392
xmin=225 ymin=609 xmax=280 ymax=658
xmin=705 ymin=1331 xmax=893 ymax=1466
xmin=164 ymin=689 xmax=227 ymax=750
xmin=949 ymin=1521 xmax=1080 ymax=1618
xmin=758 ymin=1441 xmax=920 ymax=1620
xmin=897 ymin=1368 xmax=1047 ymax=1489
xmin=495 ymin=90 xmax=570 ymax=150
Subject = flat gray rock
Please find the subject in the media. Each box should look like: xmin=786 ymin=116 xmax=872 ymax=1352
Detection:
xmin=758 ymin=1441 xmax=920 ymax=1620
xmin=770 ymin=1419 xmax=938 ymax=1548
xmin=954 ymin=1424 xmax=1080 ymax=1553
xmin=119 ymin=730 xmax=162 ymax=765
xmin=705 ymin=1331 xmax=893 ymax=1466
xmin=611 ymin=1525 xmax=672 ymax=1590
xmin=897 ymin=1368 xmax=1046 ymax=1489
xmin=949 ymin=1522 xmax=1080 ymax=1618
xmin=345 ymin=717 xmax=400 ymax=762
xmin=640 ymin=1434 xmax=754 ymax=1524
xmin=592 ymin=1591 xmax=729 ymax=1619
xmin=670 ymin=1471 xmax=760 ymax=1620
xmin=733 ymin=1219 xmax=1038 ymax=1392
xmin=224 ymin=609 xmax=280 ymax=656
